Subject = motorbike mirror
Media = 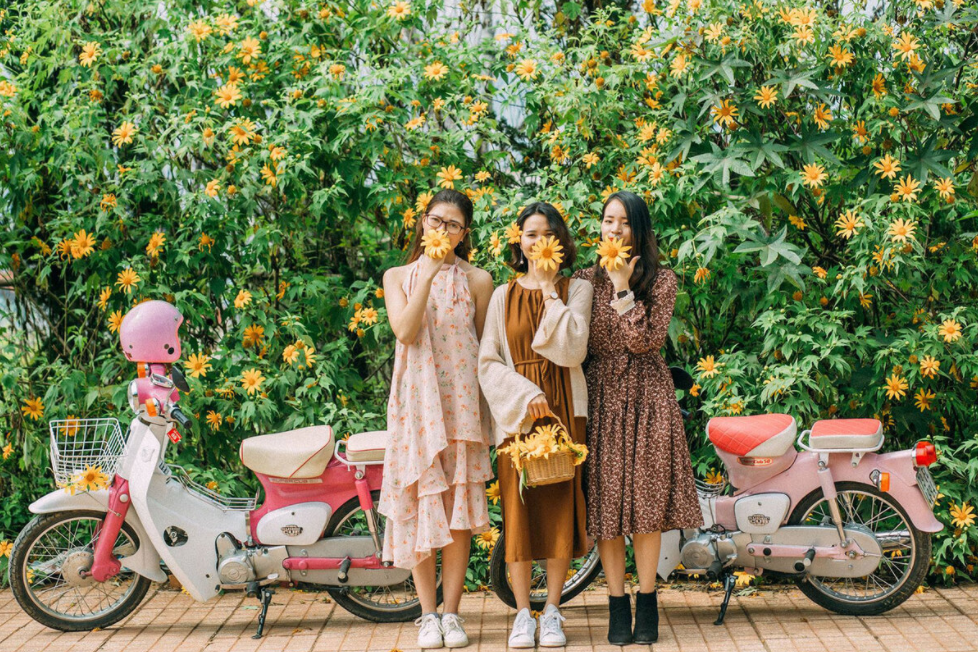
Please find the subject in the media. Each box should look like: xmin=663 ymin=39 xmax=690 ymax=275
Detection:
xmin=170 ymin=364 xmax=191 ymax=393
xmin=670 ymin=366 xmax=695 ymax=392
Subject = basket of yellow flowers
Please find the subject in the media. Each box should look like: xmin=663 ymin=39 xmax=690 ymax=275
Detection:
xmin=498 ymin=418 xmax=588 ymax=489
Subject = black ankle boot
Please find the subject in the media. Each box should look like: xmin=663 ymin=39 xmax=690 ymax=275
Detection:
xmin=607 ymin=594 xmax=633 ymax=645
xmin=633 ymin=590 xmax=659 ymax=644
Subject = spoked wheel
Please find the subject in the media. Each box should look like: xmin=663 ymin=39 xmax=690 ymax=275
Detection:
xmin=10 ymin=511 xmax=152 ymax=631
xmin=323 ymin=491 xmax=442 ymax=622
xmin=489 ymin=531 xmax=602 ymax=610
xmin=790 ymin=482 xmax=931 ymax=616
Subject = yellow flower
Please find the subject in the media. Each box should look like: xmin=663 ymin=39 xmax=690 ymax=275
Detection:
xmin=421 ymin=229 xmax=452 ymax=259
xmin=100 ymin=194 xmax=117 ymax=211
xmin=872 ymin=73 xmax=887 ymax=98
xmin=789 ymin=215 xmax=806 ymax=230
xmin=734 ymin=571 xmax=755 ymax=587
xmin=146 ymin=231 xmax=166 ymax=258
xmin=670 ymin=52 xmax=689 ymax=77
xmin=111 ymin=121 xmax=137 ymax=147
xmin=1 ymin=443 xmax=12 ymax=460
xmin=79 ymin=41 xmax=102 ymax=67
xmin=486 ymin=480 xmax=500 ymax=505
xmin=883 ymin=374 xmax=908 ymax=401
xmin=812 ymin=103 xmax=833 ymax=130
xmin=21 ymin=397 xmax=44 ymax=421
xmin=515 ymin=59 xmax=538 ymax=81
xmin=405 ymin=115 xmax=425 ymax=131
xmin=696 ymin=356 xmax=719 ymax=378
xmin=827 ymin=44 xmax=854 ymax=68
xmin=528 ymin=236 xmax=564 ymax=272
xmin=834 ymin=210 xmax=864 ymax=239
xmin=214 ymin=83 xmax=242 ymax=109
xmin=388 ymin=0 xmax=412 ymax=19
xmin=187 ymin=20 xmax=212 ymax=41
xmin=888 ymin=218 xmax=916 ymax=243
xmin=186 ymin=353 xmax=212 ymax=379
xmin=950 ymin=503 xmax=975 ymax=529
xmin=753 ymin=86 xmax=777 ymax=108
xmin=812 ymin=266 xmax=827 ymax=279
xmin=238 ymin=36 xmax=262 ymax=64
xmin=205 ymin=179 xmax=221 ymax=197
xmin=892 ymin=32 xmax=919 ymax=61
xmin=938 ymin=319 xmax=962 ymax=343
xmin=261 ymin=163 xmax=280 ymax=187
xmin=199 ymin=234 xmax=215 ymax=251
xmin=215 ymin=13 xmax=239 ymax=35
xmin=704 ymin=468 xmax=724 ymax=485
xmin=360 ymin=307 xmax=379 ymax=325
xmin=228 ymin=119 xmax=256 ymax=145
xmin=933 ymin=177 xmax=954 ymax=202
xmin=72 ymin=464 xmax=111 ymax=493
xmin=70 ymin=229 xmax=96 ymax=259
xmin=801 ymin=164 xmax=827 ymax=188
xmin=243 ymin=324 xmax=265 ymax=348
xmin=436 ymin=165 xmax=463 ymax=189
xmin=475 ymin=527 xmax=500 ymax=550
xmin=115 ymin=267 xmax=141 ymax=294
xmin=873 ymin=154 xmax=902 ymax=179
xmin=283 ymin=344 xmax=300 ymax=365
xmin=597 ymin=236 xmax=631 ymax=271
xmin=240 ymin=368 xmax=266 ymax=395
xmin=859 ymin=292 xmax=873 ymax=309
xmin=108 ymin=310 xmax=124 ymax=333
xmin=693 ymin=267 xmax=710 ymax=284
xmin=918 ymin=355 xmax=940 ymax=378
xmin=892 ymin=175 xmax=920 ymax=203
xmin=504 ymin=222 xmax=522 ymax=244
xmin=424 ymin=62 xmax=448 ymax=81
xmin=710 ymin=99 xmax=738 ymax=129
xmin=914 ymin=388 xmax=935 ymax=411
xmin=235 ymin=289 xmax=252 ymax=309
xmin=97 ymin=287 xmax=112 ymax=310
xmin=0 ymin=540 xmax=11 ymax=558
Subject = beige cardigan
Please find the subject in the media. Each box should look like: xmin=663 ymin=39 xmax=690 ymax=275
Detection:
xmin=478 ymin=278 xmax=593 ymax=446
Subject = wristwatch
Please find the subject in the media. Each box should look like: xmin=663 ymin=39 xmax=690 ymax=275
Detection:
xmin=548 ymin=291 xmax=559 ymax=300
xmin=616 ymin=289 xmax=630 ymax=299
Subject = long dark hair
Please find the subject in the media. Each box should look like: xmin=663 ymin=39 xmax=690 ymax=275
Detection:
xmin=508 ymin=201 xmax=577 ymax=273
xmin=406 ymin=189 xmax=474 ymax=264
xmin=595 ymin=190 xmax=660 ymax=300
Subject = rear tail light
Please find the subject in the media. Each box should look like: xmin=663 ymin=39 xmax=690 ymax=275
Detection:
xmin=914 ymin=441 xmax=937 ymax=467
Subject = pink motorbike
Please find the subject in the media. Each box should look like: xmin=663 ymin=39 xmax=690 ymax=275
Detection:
xmin=9 ymin=301 xmax=435 ymax=637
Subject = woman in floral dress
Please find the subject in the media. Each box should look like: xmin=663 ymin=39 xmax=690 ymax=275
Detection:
xmin=379 ymin=189 xmax=495 ymax=649
xmin=573 ymin=191 xmax=702 ymax=645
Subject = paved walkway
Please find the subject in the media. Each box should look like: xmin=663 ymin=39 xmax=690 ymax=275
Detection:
xmin=2 ymin=582 xmax=977 ymax=652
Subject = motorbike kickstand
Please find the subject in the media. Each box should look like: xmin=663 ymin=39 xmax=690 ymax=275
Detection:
xmin=252 ymin=585 xmax=275 ymax=639
xmin=714 ymin=573 xmax=737 ymax=626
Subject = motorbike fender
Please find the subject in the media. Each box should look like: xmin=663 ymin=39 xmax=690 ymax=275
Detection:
xmin=29 ymin=489 xmax=167 ymax=583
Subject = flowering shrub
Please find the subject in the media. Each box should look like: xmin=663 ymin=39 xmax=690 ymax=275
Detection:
xmin=2 ymin=0 xmax=977 ymax=586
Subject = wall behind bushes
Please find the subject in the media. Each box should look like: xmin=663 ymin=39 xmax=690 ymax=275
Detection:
xmin=1 ymin=0 xmax=977 ymax=587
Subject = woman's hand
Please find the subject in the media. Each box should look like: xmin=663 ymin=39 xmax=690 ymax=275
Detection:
xmin=608 ymin=256 xmax=640 ymax=294
xmin=418 ymin=248 xmax=447 ymax=282
xmin=527 ymin=393 xmax=552 ymax=420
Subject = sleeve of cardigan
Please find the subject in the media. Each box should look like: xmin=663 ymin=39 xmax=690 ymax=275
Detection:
xmin=478 ymin=289 xmax=545 ymax=436
xmin=616 ymin=268 xmax=677 ymax=355
xmin=531 ymin=279 xmax=593 ymax=368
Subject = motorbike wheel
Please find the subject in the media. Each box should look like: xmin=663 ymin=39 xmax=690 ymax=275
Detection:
xmin=323 ymin=490 xmax=443 ymax=623
xmin=789 ymin=482 xmax=931 ymax=616
xmin=10 ymin=510 xmax=153 ymax=631
xmin=489 ymin=531 xmax=603 ymax=611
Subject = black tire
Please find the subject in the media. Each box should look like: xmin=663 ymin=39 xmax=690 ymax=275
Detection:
xmin=489 ymin=531 xmax=602 ymax=611
xmin=789 ymin=482 xmax=931 ymax=616
xmin=10 ymin=511 xmax=153 ymax=632
xmin=323 ymin=491 xmax=442 ymax=623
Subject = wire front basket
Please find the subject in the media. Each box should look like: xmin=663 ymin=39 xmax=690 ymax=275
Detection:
xmin=695 ymin=477 xmax=728 ymax=497
xmin=49 ymin=418 xmax=127 ymax=488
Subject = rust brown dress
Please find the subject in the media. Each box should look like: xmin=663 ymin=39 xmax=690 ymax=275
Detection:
xmin=572 ymin=266 xmax=702 ymax=541
xmin=497 ymin=276 xmax=589 ymax=562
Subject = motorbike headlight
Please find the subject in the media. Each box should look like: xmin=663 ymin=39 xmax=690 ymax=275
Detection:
xmin=127 ymin=380 xmax=140 ymax=413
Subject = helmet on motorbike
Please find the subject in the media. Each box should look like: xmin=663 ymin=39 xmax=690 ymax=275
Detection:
xmin=119 ymin=300 xmax=184 ymax=363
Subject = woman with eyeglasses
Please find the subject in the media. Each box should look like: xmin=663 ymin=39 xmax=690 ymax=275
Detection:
xmin=379 ymin=189 xmax=495 ymax=649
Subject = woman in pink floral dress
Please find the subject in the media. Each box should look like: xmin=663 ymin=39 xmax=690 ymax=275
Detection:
xmin=379 ymin=189 xmax=494 ymax=649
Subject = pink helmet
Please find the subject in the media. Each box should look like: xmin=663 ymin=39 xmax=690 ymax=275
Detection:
xmin=119 ymin=300 xmax=184 ymax=363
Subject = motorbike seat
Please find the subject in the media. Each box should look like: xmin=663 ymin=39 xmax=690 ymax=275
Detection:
xmin=809 ymin=418 xmax=883 ymax=450
xmin=707 ymin=413 xmax=797 ymax=457
xmin=239 ymin=425 xmax=334 ymax=478
xmin=345 ymin=430 xmax=387 ymax=462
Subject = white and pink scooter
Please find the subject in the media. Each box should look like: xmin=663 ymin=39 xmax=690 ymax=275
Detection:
xmin=9 ymin=301 xmax=425 ymax=637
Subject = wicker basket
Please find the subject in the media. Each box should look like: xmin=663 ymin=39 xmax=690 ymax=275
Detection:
xmin=524 ymin=449 xmax=576 ymax=487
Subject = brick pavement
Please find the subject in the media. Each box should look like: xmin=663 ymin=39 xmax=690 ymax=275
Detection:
xmin=1 ymin=582 xmax=976 ymax=652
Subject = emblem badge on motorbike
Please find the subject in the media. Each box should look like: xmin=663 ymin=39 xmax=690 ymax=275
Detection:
xmin=281 ymin=525 xmax=304 ymax=537
xmin=747 ymin=514 xmax=770 ymax=527
xmin=163 ymin=526 xmax=189 ymax=547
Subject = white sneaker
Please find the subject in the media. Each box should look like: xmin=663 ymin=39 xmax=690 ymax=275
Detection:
xmin=538 ymin=604 xmax=567 ymax=647
xmin=416 ymin=613 xmax=443 ymax=649
xmin=441 ymin=613 xmax=469 ymax=648
xmin=508 ymin=608 xmax=536 ymax=648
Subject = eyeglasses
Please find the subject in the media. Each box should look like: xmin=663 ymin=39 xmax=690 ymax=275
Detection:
xmin=424 ymin=213 xmax=465 ymax=235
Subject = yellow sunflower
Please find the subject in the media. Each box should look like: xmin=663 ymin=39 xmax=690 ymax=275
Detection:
xmin=528 ymin=236 xmax=564 ymax=272
xmin=422 ymin=229 xmax=452 ymax=259
xmin=597 ymin=236 xmax=632 ymax=271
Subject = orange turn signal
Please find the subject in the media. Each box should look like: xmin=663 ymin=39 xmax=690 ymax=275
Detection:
xmin=144 ymin=399 xmax=158 ymax=417
xmin=878 ymin=472 xmax=890 ymax=492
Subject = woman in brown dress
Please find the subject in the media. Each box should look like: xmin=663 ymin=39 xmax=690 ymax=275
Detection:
xmin=478 ymin=202 xmax=592 ymax=648
xmin=573 ymin=191 xmax=702 ymax=645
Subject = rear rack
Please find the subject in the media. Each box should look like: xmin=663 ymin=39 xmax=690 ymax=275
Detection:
xmin=333 ymin=439 xmax=384 ymax=473
xmin=796 ymin=429 xmax=883 ymax=467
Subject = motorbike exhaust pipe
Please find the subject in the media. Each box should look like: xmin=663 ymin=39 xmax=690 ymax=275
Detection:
xmin=794 ymin=548 xmax=817 ymax=573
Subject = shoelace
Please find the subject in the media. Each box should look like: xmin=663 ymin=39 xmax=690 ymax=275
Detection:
xmin=540 ymin=609 xmax=566 ymax=637
xmin=442 ymin=614 xmax=465 ymax=634
xmin=512 ymin=612 xmax=535 ymax=638
xmin=415 ymin=614 xmax=442 ymax=636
